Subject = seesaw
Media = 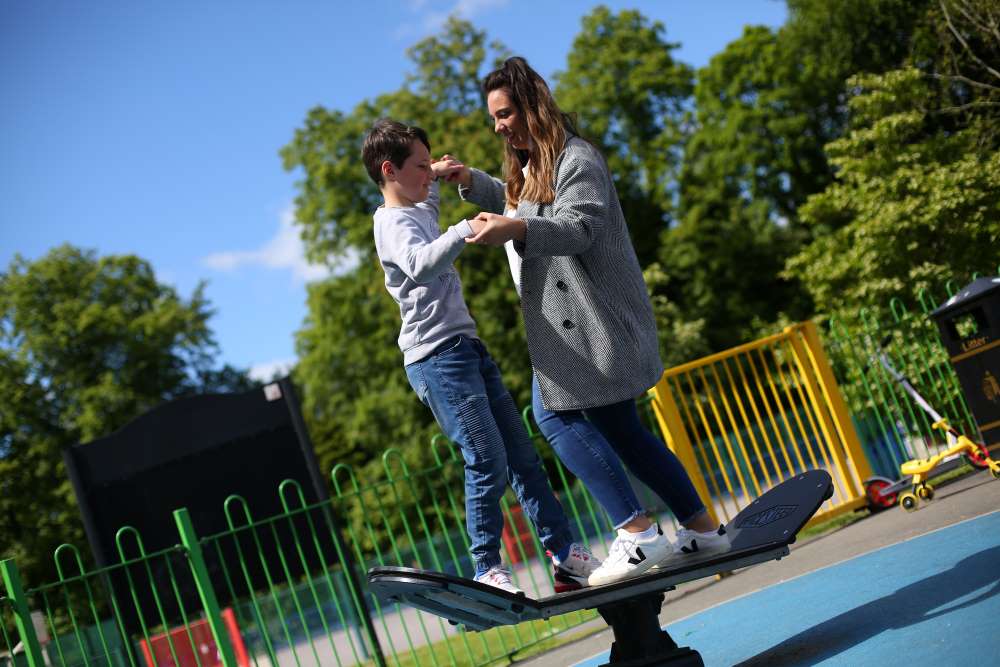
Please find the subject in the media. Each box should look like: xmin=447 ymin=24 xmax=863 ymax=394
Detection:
xmin=369 ymin=469 xmax=833 ymax=666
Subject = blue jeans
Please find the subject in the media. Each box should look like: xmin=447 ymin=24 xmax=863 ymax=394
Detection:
xmin=531 ymin=376 xmax=706 ymax=528
xmin=405 ymin=336 xmax=573 ymax=574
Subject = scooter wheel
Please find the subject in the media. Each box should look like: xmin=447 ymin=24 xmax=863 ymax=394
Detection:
xmin=990 ymin=467 xmax=1000 ymax=480
xmin=900 ymin=492 xmax=918 ymax=512
xmin=917 ymin=484 xmax=934 ymax=501
xmin=864 ymin=478 xmax=897 ymax=511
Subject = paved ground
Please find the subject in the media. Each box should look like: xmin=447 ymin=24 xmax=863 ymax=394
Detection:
xmin=516 ymin=468 xmax=1000 ymax=666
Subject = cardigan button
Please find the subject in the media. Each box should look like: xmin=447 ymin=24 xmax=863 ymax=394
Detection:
xmin=556 ymin=280 xmax=568 ymax=291
xmin=562 ymin=319 xmax=574 ymax=329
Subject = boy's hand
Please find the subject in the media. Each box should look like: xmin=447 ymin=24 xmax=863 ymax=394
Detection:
xmin=466 ymin=216 xmax=486 ymax=236
xmin=432 ymin=154 xmax=471 ymax=187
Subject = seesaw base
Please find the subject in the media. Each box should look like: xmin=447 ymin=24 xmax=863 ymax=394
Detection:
xmin=599 ymin=593 xmax=702 ymax=666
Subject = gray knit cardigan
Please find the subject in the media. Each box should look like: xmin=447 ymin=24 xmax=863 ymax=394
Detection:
xmin=460 ymin=137 xmax=663 ymax=411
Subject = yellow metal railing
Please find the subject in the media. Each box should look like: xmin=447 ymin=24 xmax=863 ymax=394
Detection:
xmin=649 ymin=321 xmax=872 ymax=529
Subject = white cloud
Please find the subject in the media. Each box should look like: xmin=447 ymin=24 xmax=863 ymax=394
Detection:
xmin=453 ymin=0 xmax=509 ymax=16
xmin=398 ymin=0 xmax=510 ymax=39
xmin=249 ymin=357 xmax=296 ymax=383
xmin=203 ymin=206 xmax=343 ymax=283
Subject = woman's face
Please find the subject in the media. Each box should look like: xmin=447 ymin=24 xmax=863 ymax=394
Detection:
xmin=487 ymin=88 xmax=531 ymax=151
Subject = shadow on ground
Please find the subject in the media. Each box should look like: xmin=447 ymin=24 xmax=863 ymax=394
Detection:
xmin=736 ymin=545 xmax=1000 ymax=666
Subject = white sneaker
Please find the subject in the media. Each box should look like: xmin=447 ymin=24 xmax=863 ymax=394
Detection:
xmin=672 ymin=524 xmax=730 ymax=556
xmin=552 ymin=542 xmax=600 ymax=592
xmin=587 ymin=525 xmax=672 ymax=587
xmin=474 ymin=565 xmax=523 ymax=595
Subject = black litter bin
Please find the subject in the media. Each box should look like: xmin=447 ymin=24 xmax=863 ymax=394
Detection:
xmin=930 ymin=276 xmax=1000 ymax=451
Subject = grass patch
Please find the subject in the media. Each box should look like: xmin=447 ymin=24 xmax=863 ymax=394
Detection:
xmin=507 ymin=621 xmax=607 ymax=663
xmin=364 ymin=610 xmax=603 ymax=667
xmin=798 ymin=508 xmax=868 ymax=540
xmin=927 ymin=461 xmax=975 ymax=486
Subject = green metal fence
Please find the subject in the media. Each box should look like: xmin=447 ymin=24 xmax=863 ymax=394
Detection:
xmin=1 ymin=405 xmax=676 ymax=667
xmin=1 ymin=523 xmax=237 ymax=667
xmin=1 ymin=594 xmax=26 ymax=667
xmin=823 ymin=267 xmax=1000 ymax=480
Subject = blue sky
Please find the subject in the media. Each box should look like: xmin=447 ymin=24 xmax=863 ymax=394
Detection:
xmin=1 ymin=1 xmax=787 ymax=380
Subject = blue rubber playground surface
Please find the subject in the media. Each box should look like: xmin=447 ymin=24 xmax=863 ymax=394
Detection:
xmin=576 ymin=510 xmax=1000 ymax=666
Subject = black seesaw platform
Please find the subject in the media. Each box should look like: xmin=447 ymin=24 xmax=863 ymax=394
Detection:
xmin=369 ymin=469 xmax=833 ymax=666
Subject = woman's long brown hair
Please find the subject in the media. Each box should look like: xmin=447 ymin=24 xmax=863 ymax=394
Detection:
xmin=483 ymin=57 xmax=578 ymax=209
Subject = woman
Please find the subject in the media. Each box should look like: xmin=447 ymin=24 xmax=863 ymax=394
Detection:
xmin=438 ymin=57 xmax=728 ymax=586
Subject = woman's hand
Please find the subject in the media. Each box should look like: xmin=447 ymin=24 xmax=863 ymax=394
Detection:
xmin=431 ymin=154 xmax=471 ymax=187
xmin=466 ymin=212 xmax=526 ymax=245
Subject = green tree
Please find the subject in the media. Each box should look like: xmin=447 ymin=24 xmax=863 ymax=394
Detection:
xmin=917 ymin=0 xmax=1000 ymax=146
xmin=687 ymin=0 xmax=930 ymax=229
xmin=659 ymin=0 xmax=932 ymax=349
xmin=787 ymin=0 xmax=1000 ymax=314
xmin=0 ymin=245 xmax=251 ymax=584
xmin=554 ymin=6 xmax=694 ymax=265
xmin=786 ymin=68 xmax=999 ymax=313
xmin=643 ymin=263 xmax=711 ymax=367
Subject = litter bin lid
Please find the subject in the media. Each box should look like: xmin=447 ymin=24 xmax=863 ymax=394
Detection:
xmin=930 ymin=277 xmax=1000 ymax=320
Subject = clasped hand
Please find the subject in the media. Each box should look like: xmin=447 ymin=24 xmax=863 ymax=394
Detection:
xmin=431 ymin=154 xmax=525 ymax=246
xmin=466 ymin=213 xmax=525 ymax=246
xmin=431 ymin=154 xmax=470 ymax=185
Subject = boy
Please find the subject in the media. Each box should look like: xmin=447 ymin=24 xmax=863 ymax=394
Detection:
xmin=363 ymin=118 xmax=599 ymax=593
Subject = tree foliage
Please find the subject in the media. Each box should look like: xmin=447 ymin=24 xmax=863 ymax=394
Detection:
xmin=554 ymin=7 xmax=694 ymax=264
xmin=918 ymin=0 xmax=1000 ymax=146
xmin=787 ymin=0 xmax=1000 ymax=313
xmin=657 ymin=0 xmax=932 ymax=349
xmin=0 ymin=245 xmax=252 ymax=583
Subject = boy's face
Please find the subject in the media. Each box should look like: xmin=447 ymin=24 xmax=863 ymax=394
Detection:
xmin=383 ymin=139 xmax=432 ymax=204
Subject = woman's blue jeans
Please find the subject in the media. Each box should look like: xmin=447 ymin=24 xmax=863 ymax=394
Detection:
xmin=405 ymin=336 xmax=573 ymax=574
xmin=531 ymin=376 xmax=706 ymax=528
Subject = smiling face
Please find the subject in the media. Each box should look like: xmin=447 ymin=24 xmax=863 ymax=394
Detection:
xmin=487 ymin=88 xmax=531 ymax=151
xmin=383 ymin=139 xmax=432 ymax=205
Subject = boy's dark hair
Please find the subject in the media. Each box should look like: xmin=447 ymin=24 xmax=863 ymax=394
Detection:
xmin=362 ymin=118 xmax=431 ymax=186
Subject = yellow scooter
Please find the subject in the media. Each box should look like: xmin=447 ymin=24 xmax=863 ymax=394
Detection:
xmin=876 ymin=348 xmax=1000 ymax=512
xmin=898 ymin=418 xmax=1000 ymax=511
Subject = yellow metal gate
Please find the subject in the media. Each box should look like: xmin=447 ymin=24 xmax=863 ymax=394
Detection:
xmin=649 ymin=322 xmax=872 ymax=528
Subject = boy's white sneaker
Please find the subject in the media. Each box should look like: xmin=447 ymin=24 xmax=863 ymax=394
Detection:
xmin=672 ymin=524 xmax=730 ymax=556
xmin=587 ymin=525 xmax=671 ymax=587
xmin=552 ymin=542 xmax=600 ymax=592
xmin=474 ymin=565 xmax=523 ymax=595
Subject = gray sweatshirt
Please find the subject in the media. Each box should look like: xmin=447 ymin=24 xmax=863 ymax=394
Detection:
xmin=373 ymin=182 xmax=477 ymax=365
